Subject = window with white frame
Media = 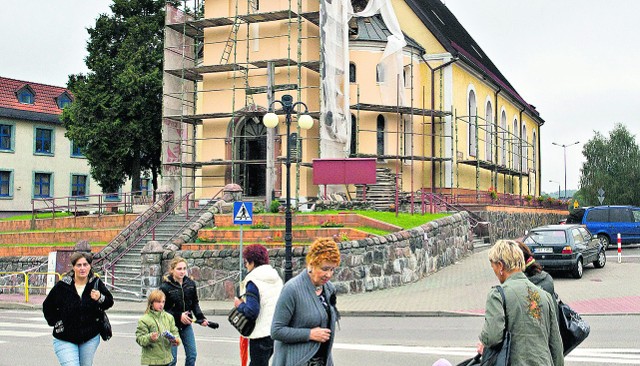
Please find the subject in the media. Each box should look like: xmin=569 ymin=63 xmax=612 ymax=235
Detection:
xmin=532 ymin=130 xmax=537 ymax=172
xmin=468 ymin=90 xmax=477 ymax=156
xmin=500 ymin=110 xmax=506 ymax=166
xmin=522 ymin=124 xmax=528 ymax=172
xmin=485 ymin=101 xmax=493 ymax=162
xmin=512 ymin=119 xmax=519 ymax=170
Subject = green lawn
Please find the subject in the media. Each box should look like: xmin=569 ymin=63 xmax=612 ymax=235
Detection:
xmin=303 ymin=210 xmax=451 ymax=229
xmin=0 ymin=242 xmax=108 ymax=247
xmin=0 ymin=212 xmax=73 ymax=221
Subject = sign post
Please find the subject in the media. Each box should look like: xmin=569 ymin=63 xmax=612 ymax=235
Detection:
xmin=233 ymin=202 xmax=253 ymax=280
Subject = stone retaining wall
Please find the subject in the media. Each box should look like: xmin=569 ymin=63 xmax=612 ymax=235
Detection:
xmin=0 ymin=256 xmax=48 ymax=295
xmin=475 ymin=210 xmax=567 ymax=243
xmin=157 ymin=212 xmax=473 ymax=300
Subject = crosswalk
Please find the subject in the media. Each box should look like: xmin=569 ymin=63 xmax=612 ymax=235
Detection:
xmin=1 ymin=310 xmax=640 ymax=365
xmin=0 ymin=310 xmax=137 ymax=341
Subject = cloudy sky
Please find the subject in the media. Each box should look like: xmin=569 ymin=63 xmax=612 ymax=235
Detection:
xmin=2 ymin=0 xmax=638 ymax=197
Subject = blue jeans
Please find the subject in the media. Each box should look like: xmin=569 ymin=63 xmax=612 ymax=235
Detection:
xmin=169 ymin=325 xmax=197 ymax=366
xmin=53 ymin=335 xmax=100 ymax=366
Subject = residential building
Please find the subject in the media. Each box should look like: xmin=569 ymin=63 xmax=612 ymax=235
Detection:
xmin=0 ymin=76 xmax=102 ymax=217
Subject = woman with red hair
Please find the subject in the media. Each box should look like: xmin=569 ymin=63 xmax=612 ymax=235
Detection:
xmin=271 ymin=238 xmax=341 ymax=366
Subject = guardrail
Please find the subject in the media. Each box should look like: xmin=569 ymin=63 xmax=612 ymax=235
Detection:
xmin=31 ymin=190 xmax=155 ymax=221
xmin=0 ymin=271 xmax=62 ymax=303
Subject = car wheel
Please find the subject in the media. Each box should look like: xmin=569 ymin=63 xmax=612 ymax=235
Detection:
xmin=598 ymin=234 xmax=611 ymax=250
xmin=593 ymin=249 xmax=607 ymax=268
xmin=572 ymin=258 xmax=583 ymax=279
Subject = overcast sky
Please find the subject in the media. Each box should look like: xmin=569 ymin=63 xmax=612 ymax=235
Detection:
xmin=1 ymin=0 xmax=638 ymax=197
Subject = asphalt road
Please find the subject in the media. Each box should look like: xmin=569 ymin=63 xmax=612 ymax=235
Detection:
xmin=1 ymin=310 xmax=639 ymax=366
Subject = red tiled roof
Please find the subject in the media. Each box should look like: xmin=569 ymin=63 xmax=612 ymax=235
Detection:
xmin=0 ymin=76 xmax=70 ymax=117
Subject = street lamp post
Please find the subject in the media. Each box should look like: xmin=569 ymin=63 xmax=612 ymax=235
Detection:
xmin=549 ymin=180 xmax=561 ymax=200
xmin=552 ymin=141 xmax=580 ymax=199
xmin=263 ymin=95 xmax=314 ymax=282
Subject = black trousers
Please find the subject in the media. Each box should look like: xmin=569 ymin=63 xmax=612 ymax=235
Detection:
xmin=249 ymin=336 xmax=274 ymax=366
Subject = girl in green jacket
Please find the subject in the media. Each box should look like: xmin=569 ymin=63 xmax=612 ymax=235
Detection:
xmin=136 ymin=290 xmax=181 ymax=366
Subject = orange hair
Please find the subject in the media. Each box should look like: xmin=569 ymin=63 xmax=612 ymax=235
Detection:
xmin=306 ymin=238 xmax=341 ymax=267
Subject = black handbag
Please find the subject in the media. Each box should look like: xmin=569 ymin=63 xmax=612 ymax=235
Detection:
xmin=480 ymin=285 xmax=511 ymax=366
xmin=93 ymin=279 xmax=112 ymax=341
xmin=228 ymin=306 xmax=255 ymax=337
xmin=557 ymin=299 xmax=589 ymax=355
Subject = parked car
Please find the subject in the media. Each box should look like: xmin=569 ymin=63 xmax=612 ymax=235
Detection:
xmin=566 ymin=205 xmax=640 ymax=248
xmin=522 ymin=224 xmax=606 ymax=279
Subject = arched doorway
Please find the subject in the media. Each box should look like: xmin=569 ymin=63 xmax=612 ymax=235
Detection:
xmin=233 ymin=116 xmax=267 ymax=197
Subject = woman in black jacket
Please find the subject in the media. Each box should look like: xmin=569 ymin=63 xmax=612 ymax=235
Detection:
xmin=43 ymin=252 xmax=114 ymax=366
xmin=159 ymin=257 xmax=209 ymax=366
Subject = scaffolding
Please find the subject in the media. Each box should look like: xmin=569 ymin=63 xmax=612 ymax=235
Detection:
xmin=161 ymin=0 xmax=537 ymax=209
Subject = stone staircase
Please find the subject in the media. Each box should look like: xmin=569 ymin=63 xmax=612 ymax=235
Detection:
xmin=109 ymin=213 xmax=194 ymax=301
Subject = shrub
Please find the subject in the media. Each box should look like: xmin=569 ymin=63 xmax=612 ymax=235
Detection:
xmin=320 ymin=219 xmax=344 ymax=228
xmin=269 ymin=200 xmax=281 ymax=213
xmin=251 ymin=221 xmax=270 ymax=229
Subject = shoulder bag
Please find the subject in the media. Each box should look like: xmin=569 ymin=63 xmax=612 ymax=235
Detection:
xmin=93 ymin=279 xmax=112 ymax=341
xmin=557 ymin=298 xmax=589 ymax=355
xmin=480 ymin=285 xmax=511 ymax=366
xmin=228 ymin=293 xmax=256 ymax=337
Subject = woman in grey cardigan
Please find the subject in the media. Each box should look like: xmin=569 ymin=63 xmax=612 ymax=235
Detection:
xmin=271 ymin=238 xmax=341 ymax=366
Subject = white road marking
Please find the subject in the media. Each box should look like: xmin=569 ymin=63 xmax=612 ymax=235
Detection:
xmin=0 ymin=321 xmax=50 ymax=329
xmin=0 ymin=330 xmax=48 ymax=338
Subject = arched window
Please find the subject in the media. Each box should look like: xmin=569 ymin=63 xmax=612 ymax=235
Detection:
xmin=532 ymin=130 xmax=537 ymax=172
xmin=500 ymin=110 xmax=506 ymax=166
xmin=350 ymin=114 xmax=357 ymax=156
xmin=376 ymin=63 xmax=384 ymax=83
xmin=349 ymin=63 xmax=356 ymax=83
xmin=512 ymin=118 xmax=519 ymax=170
xmin=485 ymin=101 xmax=493 ymax=162
xmin=376 ymin=115 xmax=385 ymax=157
xmin=522 ymin=124 xmax=528 ymax=172
xmin=468 ymin=90 xmax=477 ymax=156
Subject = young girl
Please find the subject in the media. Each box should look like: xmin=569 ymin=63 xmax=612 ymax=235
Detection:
xmin=136 ymin=290 xmax=181 ymax=366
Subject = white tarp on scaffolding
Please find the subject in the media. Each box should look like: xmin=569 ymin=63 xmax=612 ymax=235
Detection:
xmin=319 ymin=0 xmax=407 ymax=161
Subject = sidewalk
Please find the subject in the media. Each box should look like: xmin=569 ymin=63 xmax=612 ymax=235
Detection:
xmin=3 ymin=250 xmax=639 ymax=316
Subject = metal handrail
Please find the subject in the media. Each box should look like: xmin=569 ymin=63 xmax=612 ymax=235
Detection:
xmin=421 ymin=191 xmax=487 ymax=227
xmin=31 ymin=190 xmax=154 ymax=220
xmin=162 ymin=188 xmax=225 ymax=246
xmin=101 ymin=192 xmax=193 ymax=276
xmin=93 ymin=191 xmax=175 ymax=267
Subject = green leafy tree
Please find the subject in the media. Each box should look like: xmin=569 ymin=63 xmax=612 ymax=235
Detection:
xmin=579 ymin=123 xmax=640 ymax=205
xmin=62 ymin=0 xmax=173 ymax=194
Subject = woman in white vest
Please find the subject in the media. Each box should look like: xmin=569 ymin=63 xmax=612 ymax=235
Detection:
xmin=234 ymin=244 xmax=284 ymax=366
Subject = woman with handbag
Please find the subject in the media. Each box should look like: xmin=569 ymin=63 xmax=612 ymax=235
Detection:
xmin=478 ymin=240 xmax=564 ymax=365
xmin=271 ymin=238 xmax=341 ymax=366
xmin=43 ymin=251 xmax=114 ymax=366
xmin=233 ymin=244 xmax=283 ymax=366
xmin=160 ymin=257 xmax=209 ymax=366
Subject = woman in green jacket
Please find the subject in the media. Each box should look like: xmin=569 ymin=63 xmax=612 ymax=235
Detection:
xmin=136 ymin=290 xmax=181 ymax=366
xmin=478 ymin=240 xmax=564 ymax=365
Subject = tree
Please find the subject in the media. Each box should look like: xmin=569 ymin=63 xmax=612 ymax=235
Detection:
xmin=578 ymin=123 xmax=640 ymax=206
xmin=62 ymin=0 xmax=171 ymax=194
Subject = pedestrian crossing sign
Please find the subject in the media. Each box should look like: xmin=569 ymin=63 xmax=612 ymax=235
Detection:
xmin=233 ymin=201 xmax=253 ymax=225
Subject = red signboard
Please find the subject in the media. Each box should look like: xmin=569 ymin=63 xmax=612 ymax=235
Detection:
xmin=312 ymin=158 xmax=377 ymax=185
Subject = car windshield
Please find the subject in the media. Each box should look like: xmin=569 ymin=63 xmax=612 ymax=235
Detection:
xmin=525 ymin=230 xmax=567 ymax=245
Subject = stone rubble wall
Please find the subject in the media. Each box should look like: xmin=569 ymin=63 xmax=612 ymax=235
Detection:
xmin=1 ymin=211 xmax=567 ymax=301
xmin=0 ymin=256 xmax=48 ymax=295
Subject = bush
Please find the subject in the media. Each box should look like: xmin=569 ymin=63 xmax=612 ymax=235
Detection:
xmin=251 ymin=222 xmax=270 ymax=229
xmin=269 ymin=200 xmax=281 ymax=213
xmin=320 ymin=220 xmax=344 ymax=228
